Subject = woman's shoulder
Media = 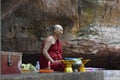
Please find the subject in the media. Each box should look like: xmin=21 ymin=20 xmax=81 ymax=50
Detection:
xmin=45 ymin=35 xmax=54 ymax=42
xmin=47 ymin=35 xmax=54 ymax=40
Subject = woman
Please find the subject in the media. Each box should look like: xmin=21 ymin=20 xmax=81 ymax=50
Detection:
xmin=39 ymin=24 xmax=64 ymax=71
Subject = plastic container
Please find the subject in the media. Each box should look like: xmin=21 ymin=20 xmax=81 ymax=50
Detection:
xmin=36 ymin=61 xmax=40 ymax=70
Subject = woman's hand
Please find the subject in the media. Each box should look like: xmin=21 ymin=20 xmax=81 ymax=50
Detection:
xmin=52 ymin=60 xmax=61 ymax=64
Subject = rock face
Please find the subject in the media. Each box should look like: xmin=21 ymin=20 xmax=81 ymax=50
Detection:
xmin=1 ymin=0 xmax=120 ymax=69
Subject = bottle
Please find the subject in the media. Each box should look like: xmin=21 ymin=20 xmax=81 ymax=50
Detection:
xmin=48 ymin=61 xmax=51 ymax=69
xmin=36 ymin=61 xmax=40 ymax=71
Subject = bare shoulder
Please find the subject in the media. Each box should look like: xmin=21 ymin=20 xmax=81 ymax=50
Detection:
xmin=46 ymin=36 xmax=54 ymax=42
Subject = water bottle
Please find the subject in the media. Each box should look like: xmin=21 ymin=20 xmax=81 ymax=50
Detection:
xmin=36 ymin=61 xmax=40 ymax=71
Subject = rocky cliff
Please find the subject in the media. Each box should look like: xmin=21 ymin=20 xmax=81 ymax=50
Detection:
xmin=2 ymin=0 xmax=120 ymax=51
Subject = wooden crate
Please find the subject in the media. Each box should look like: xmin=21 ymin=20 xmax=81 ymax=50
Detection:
xmin=0 ymin=51 xmax=22 ymax=74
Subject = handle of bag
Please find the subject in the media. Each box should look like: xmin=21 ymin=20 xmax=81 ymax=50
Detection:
xmin=8 ymin=52 xmax=12 ymax=66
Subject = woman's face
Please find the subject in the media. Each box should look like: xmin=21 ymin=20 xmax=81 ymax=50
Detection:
xmin=58 ymin=28 xmax=63 ymax=34
xmin=54 ymin=25 xmax=63 ymax=37
xmin=55 ymin=28 xmax=63 ymax=37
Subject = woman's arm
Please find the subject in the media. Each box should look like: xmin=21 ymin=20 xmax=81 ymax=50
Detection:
xmin=43 ymin=37 xmax=55 ymax=63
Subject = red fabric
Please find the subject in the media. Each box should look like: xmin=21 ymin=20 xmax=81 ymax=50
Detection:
xmin=39 ymin=39 xmax=64 ymax=71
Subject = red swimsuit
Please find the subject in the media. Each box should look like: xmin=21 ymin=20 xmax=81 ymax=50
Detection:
xmin=39 ymin=39 xmax=64 ymax=71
